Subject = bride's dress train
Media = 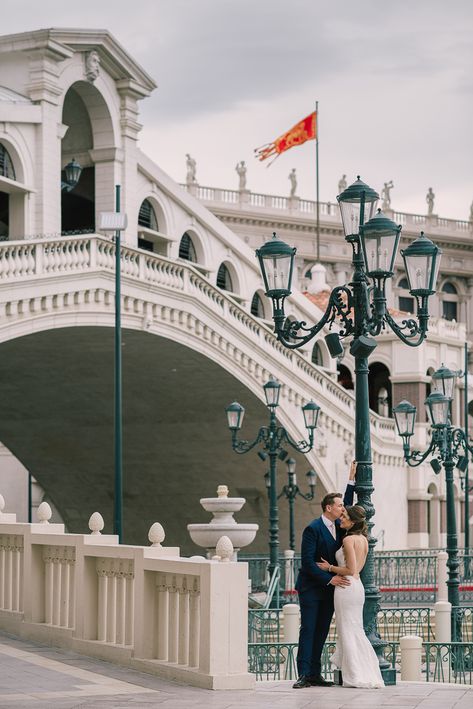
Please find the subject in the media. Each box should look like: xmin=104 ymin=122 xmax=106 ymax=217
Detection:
xmin=331 ymin=548 xmax=384 ymax=688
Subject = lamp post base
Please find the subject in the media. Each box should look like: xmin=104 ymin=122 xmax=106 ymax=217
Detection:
xmin=381 ymin=667 xmax=397 ymax=686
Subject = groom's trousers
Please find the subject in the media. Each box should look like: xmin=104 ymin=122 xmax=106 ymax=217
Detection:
xmin=296 ymin=591 xmax=334 ymax=677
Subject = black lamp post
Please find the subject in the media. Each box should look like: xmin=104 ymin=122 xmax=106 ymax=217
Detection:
xmin=276 ymin=457 xmax=316 ymax=551
xmin=393 ymin=364 xmax=472 ymax=638
xmin=226 ymin=379 xmax=319 ymax=581
xmin=255 ymin=176 xmax=441 ymax=684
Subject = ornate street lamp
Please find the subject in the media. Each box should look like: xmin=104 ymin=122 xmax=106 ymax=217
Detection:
xmin=277 ymin=458 xmax=316 ymax=551
xmin=393 ymin=365 xmax=473 ymax=638
xmin=256 ymin=176 xmax=442 ymax=684
xmin=61 ymin=158 xmax=82 ymax=192
xmin=226 ymin=379 xmax=319 ymax=583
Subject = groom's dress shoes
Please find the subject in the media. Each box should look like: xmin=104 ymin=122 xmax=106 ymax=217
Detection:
xmin=309 ymin=675 xmax=334 ymax=686
xmin=292 ymin=676 xmax=312 ymax=689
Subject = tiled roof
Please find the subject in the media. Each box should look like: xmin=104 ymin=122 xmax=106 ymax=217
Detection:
xmin=303 ymin=290 xmax=411 ymax=318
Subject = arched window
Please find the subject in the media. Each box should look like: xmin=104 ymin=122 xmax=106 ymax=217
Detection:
xmin=368 ymin=362 xmax=392 ymax=416
xmin=217 ymin=263 xmax=233 ymax=291
xmin=398 ymin=276 xmax=414 ymax=313
xmin=337 ymin=364 xmax=354 ymax=390
xmin=441 ymin=282 xmax=458 ymax=321
xmin=311 ymin=343 xmax=323 ymax=366
xmin=250 ymin=292 xmax=265 ymax=318
xmin=179 ymin=232 xmax=197 ymax=262
xmin=138 ymin=199 xmax=158 ymax=231
xmin=0 ymin=144 xmax=16 ymax=180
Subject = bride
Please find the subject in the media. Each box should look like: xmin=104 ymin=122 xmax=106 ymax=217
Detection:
xmin=317 ymin=505 xmax=384 ymax=688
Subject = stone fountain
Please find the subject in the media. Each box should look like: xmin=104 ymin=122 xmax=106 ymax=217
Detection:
xmin=187 ymin=485 xmax=258 ymax=560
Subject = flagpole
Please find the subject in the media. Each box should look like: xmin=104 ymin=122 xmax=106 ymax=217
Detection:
xmin=315 ymin=100 xmax=320 ymax=262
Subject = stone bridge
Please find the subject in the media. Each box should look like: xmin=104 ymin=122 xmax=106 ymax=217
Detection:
xmin=0 ymin=235 xmax=401 ymax=551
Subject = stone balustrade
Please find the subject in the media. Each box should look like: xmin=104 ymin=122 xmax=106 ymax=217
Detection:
xmin=0 ymin=502 xmax=253 ymax=690
xmin=182 ymin=184 xmax=472 ymax=236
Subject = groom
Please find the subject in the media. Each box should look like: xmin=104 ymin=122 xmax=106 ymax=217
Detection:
xmin=293 ymin=471 xmax=355 ymax=689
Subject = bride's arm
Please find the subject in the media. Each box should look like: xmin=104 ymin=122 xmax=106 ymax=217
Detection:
xmin=316 ymin=538 xmax=357 ymax=576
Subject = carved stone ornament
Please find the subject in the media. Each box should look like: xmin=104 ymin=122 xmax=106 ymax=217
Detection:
xmin=85 ymin=50 xmax=100 ymax=83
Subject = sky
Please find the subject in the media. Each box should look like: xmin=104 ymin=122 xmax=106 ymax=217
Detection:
xmin=2 ymin=0 xmax=473 ymax=219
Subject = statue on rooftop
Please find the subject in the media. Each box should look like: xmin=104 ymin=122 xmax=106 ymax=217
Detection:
xmin=338 ymin=174 xmax=347 ymax=194
xmin=469 ymin=200 xmax=473 ymax=222
xmin=236 ymin=161 xmax=247 ymax=191
xmin=186 ymin=154 xmax=197 ymax=185
xmin=381 ymin=180 xmax=394 ymax=210
xmin=426 ymin=187 xmax=435 ymax=216
xmin=289 ymin=168 xmax=297 ymax=197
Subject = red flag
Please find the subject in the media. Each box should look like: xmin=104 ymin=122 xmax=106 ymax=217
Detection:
xmin=255 ymin=112 xmax=317 ymax=164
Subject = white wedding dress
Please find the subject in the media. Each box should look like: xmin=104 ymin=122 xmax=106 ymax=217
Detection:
xmin=331 ymin=548 xmax=384 ymax=688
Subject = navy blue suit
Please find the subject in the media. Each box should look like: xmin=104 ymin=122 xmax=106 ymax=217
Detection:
xmin=295 ymin=485 xmax=354 ymax=678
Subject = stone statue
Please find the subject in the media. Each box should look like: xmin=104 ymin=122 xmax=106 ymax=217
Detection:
xmin=426 ymin=187 xmax=435 ymax=216
xmin=469 ymin=200 xmax=473 ymax=222
xmin=289 ymin=168 xmax=297 ymax=197
xmin=185 ymin=154 xmax=197 ymax=184
xmin=381 ymin=180 xmax=394 ymax=210
xmin=236 ymin=160 xmax=247 ymax=191
xmin=85 ymin=50 xmax=100 ymax=82
xmin=338 ymin=174 xmax=347 ymax=194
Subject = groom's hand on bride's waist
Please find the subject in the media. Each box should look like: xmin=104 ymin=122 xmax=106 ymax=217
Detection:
xmin=330 ymin=575 xmax=350 ymax=587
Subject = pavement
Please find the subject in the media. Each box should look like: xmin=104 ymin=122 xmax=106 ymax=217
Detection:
xmin=0 ymin=631 xmax=472 ymax=709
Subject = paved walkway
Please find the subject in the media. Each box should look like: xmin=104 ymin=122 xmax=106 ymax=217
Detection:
xmin=0 ymin=632 xmax=472 ymax=708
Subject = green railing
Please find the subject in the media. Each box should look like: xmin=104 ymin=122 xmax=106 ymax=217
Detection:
xmin=248 ymin=607 xmax=436 ymax=644
xmin=248 ymin=609 xmax=281 ymax=643
xmin=248 ymin=641 xmax=336 ymax=681
xmin=425 ymin=643 xmax=473 ymax=683
xmin=242 ymin=550 xmax=473 ymax=605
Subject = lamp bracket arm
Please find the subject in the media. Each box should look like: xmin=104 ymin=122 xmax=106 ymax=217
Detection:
xmin=452 ymin=428 xmax=472 ymax=456
xmin=405 ymin=438 xmax=436 ymax=467
xmin=384 ymin=311 xmax=427 ymax=347
xmin=297 ymin=490 xmax=315 ymax=501
xmin=274 ymin=285 xmax=354 ymax=349
xmin=280 ymin=427 xmax=313 ymax=453
xmin=231 ymin=428 xmax=266 ymax=454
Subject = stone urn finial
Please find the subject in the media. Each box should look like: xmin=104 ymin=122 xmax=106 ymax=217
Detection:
xmin=217 ymin=485 xmax=228 ymax=498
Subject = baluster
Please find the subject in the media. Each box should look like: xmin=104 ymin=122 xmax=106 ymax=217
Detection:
xmin=34 ymin=242 xmax=42 ymax=275
xmin=68 ymin=557 xmax=75 ymax=628
xmin=12 ymin=543 xmax=20 ymax=612
xmin=60 ymin=559 xmax=70 ymax=627
xmin=107 ymin=569 xmax=117 ymax=643
xmin=52 ymin=555 xmax=62 ymax=625
xmin=156 ymin=575 xmax=169 ymax=660
xmin=65 ymin=242 xmax=73 ymax=271
xmin=89 ymin=238 xmax=96 ymax=270
xmin=116 ymin=567 xmax=126 ymax=645
xmin=97 ymin=566 xmax=108 ymax=642
xmin=13 ymin=247 xmax=22 ymax=277
xmin=168 ymin=575 xmax=179 ymax=662
xmin=125 ymin=569 xmax=134 ymax=646
xmin=44 ymin=552 xmax=54 ymax=624
xmin=189 ymin=578 xmax=200 ymax=667
xmin=0 ymin=542 xmax=5 ymax=609
xmin=4 ymin=249 xmax=12 ymax=280
xmin=5 ymin=542 xmax=12 ymax=610
xmin=178 ymin=578 xmax=190 ymax=665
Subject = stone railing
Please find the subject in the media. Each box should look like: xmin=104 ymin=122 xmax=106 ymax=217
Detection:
xmin=182 ymin=184 xmax=472 ymax=236
xmin=0 ymin=500 xmax=253 ymax=690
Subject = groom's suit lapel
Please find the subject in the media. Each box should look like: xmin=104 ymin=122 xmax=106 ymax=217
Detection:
xmin=318 ymin=517 xmax=338 ymax=551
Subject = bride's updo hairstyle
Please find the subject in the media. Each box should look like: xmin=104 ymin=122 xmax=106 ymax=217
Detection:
xmin=345 ymin=505 xmax=368 ymax=537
